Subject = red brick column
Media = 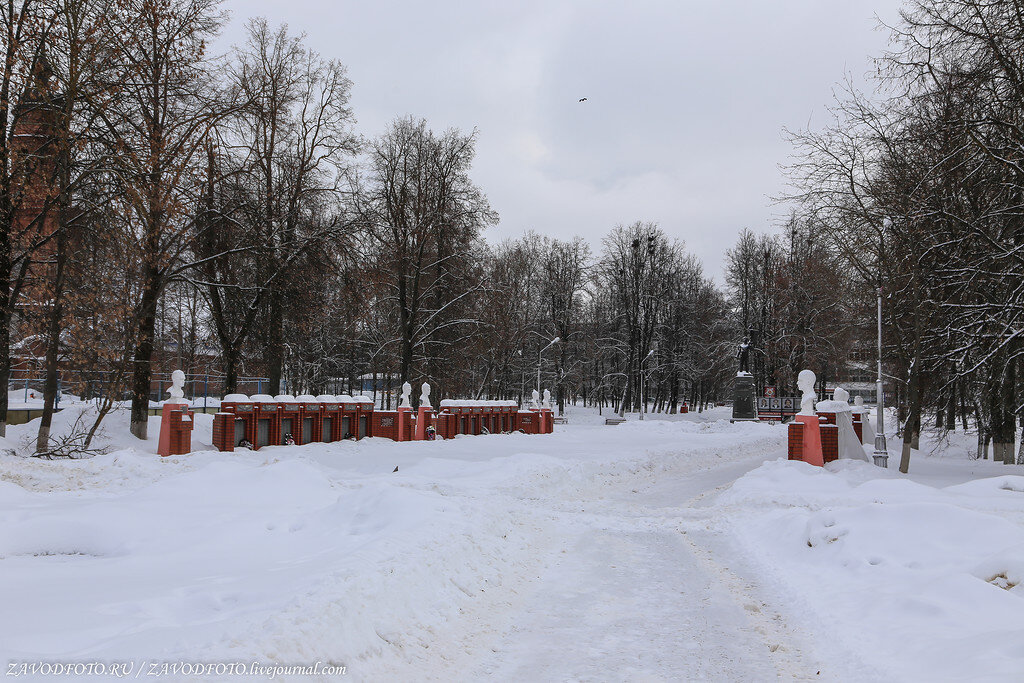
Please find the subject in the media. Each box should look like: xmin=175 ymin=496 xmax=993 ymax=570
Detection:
xmin=787 ymin=421 xmax=804 ymax=461
xmin=397 ymin=407 xmax=412 ymax=441
xmin=158 ymin=403 xmax=194 ymax=456
xmin=795 ymin=414 xmax=823 ymax=467
xmin=415 ymin=406 xmax=433 ymax=440
xmin=435 ymin=412 xmax=454 ymax=439
xmin=820 ymin=424 xmax=839 ymax=463
xmin=212 ymin=413 xmax=234 ymax=452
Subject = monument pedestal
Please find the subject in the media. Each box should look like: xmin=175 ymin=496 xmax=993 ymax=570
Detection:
xmin=794 ymin=414 xmax=824 ymax=466
xmin=396 ymin=406 xmax=412 ymax=442
xmin=158 ymin=402 xmax=193 ymax=457
xmin=415 ymin=406 xmax=433 ymax=440
xmin=730 ymin=373 xmax=758 ymax=423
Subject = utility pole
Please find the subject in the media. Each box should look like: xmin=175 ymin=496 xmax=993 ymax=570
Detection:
xmin=538 ymin=337 xmax=560 ymax=398
xmin=874 ymin=286 xmax=888 ymax=467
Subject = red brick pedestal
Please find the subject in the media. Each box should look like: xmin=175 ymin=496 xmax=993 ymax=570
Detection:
xmin=794 ymin=414 xmax=824 ymax=466
xmin=787 ymin=421 xmax=804 ymax=460
xmin=212 ymin=412 xmax=234 ymax=452
xmin=397 ymin=407 xmax=412 ymax=442
xmin=158 ymin=403 xmax=194 ymax=457
xmin=415 ymin=406 xmax=433 ymax=440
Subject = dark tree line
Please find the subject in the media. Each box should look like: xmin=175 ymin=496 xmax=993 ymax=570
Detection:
xmin=777 ymin=0 xmax=1024 ymax=470
xmin=3 ymin=0 xmax=744 ymax=458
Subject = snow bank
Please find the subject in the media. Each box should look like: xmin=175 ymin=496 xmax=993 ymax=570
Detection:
xmin=0 ymin=455 xmax=539 ymax=674
xmin=718 ymin=458 xmax=1024 ymax=681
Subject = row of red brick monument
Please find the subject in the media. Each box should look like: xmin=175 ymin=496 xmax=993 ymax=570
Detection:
xmin=158 ymin=376 xmax=557 ymax=456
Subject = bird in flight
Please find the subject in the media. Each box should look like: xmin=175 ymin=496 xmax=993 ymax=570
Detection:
xmin=578 ymin=97 xmax=587 ymax=102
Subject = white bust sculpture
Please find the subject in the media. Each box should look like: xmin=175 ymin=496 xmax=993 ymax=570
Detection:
xmin=399 ymin=382 xmax=412 ymax=408
xmin=797 ymin=369 xmax=817 ymax=416
xmin=531 ymin=389 xmax=540 ymax=409
xmin=833 ymin=386 xmax=850 ymax=404
xmin=854 ymin=395 xmax=865 ymax=412
xmin=167 ymin=369 xmax=187 ymax=404
xmin=542 ymin=389 xmax=552 ymax=409
xmin=420 ymin=382 xmax=432 ymax=408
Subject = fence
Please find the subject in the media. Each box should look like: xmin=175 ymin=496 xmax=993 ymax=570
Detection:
xmin=8 ymin=372 xmax=271 ymax=409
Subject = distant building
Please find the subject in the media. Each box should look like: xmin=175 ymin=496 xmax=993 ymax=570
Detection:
xmin=12 ymin=55 xmax=64 ymax=309
xmin=834 ymin=341 xmax=891 ymax=404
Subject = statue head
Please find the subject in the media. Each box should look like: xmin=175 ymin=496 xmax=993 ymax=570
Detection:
xmin=167 ymin=370 xmax=186 ymax=403
xmin=833 ymin=386 xmax=850 ymax=404
xmin=797 ymin=369 xmax=816 ymax=394
xmin=400 ymin=382 xmax=412 ymax=408
xmin=854 ymin=396 xmax=864 ymax=407
xmin=420 ymin=382 xmax=432 ymax=408
xmin=531 ymin=389 xmax=540 ymax=408
xmin=542 ymin=388 xmax=551 ymax=408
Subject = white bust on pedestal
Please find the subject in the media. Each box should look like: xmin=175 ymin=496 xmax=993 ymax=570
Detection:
xmin=797 ymin=369 xmax=817 ymax=416
xmin=420 ymin=382 xmax=432 ymax=408
xmin=167 ymin=370 xmax=188 ymax=405
xmin=399 ymin=382 xmax=412 ymax=409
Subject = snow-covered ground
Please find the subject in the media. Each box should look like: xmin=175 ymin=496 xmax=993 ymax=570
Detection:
xmin=1 ymin=406 xmax=1022 ymax=681
xmin=721 ymin=452 xmax=1024 ymax=681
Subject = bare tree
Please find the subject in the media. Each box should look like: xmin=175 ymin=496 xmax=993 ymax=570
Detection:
xmin=360 ymin=116 xmax=496 ymax=393
xmin=97 ymin=0 xmax=230 ymax=439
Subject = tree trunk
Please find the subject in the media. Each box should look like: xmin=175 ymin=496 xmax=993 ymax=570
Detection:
xmin=999 ymin=360 xmax=1016 ymax=464
xmin=129 ymin=272 xmax=161 ymax=440
xmin=266 ymin=293 xmax=284 ymax=394
xmin=900 ymin=390 xmax=920 ymax=474
xmin=899 ymin=315 xmax=923 ymax=474
xmin=223 ymin=343 xmax=239 ymax=395
xmin=945 ymin=381 xmax=956 ymax=431
xmin=1016 ymin=425 xmax=1024 ymax=466
xmin=36 ymin=230 xmax=67 ymax=453
xmin=0 ymin=309 xmax=9 ymax=439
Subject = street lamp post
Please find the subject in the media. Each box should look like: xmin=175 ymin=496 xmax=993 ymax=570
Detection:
xmin=537 ymin=337 xmax=560 ymax=400
xmin=874 ymin=287 xmax=888 ymax=467
xmin=639 ymin=349 xmax=654 ymax=420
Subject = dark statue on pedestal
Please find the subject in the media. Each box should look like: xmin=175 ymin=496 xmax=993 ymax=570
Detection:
xmin=736 ymin=337 xmax=750 ymax=374
xmin=731 ymin=336 xmax=757 ymax=422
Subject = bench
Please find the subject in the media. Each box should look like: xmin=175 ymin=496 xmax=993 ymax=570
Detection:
xmin=552 ymin=416 xmax=568 ymax=425
xmin=605 ymin=417 xmax=626 ymax=426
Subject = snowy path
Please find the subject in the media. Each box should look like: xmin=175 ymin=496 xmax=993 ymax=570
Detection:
xmin=469 ymin=525 xmax=777 ymax=681
xmin=381 ymin=437 xmax=827 ymax=682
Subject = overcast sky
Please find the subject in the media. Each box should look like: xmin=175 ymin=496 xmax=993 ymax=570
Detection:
xmin=219 ymin=0 xmax=904 ymax=282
